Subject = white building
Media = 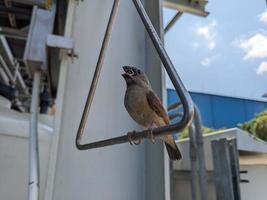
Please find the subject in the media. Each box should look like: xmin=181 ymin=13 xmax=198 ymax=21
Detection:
xmin=173 ymin=128 xmax=267 ymax=200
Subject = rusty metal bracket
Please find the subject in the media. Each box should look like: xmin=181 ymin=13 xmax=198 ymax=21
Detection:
xmin=75 ymin=0 xmax=194 ymax=150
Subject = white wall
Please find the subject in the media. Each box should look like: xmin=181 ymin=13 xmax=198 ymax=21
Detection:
xmin=49 ymin=1 xmax=168 ymax=200
xmin=240 ymin=165 xmax=267 ymax=200
xmin=173 ymin=165 xmax=267 ymax=200
xmin=172 ymin=129 xmax=267 ymax=200
xmin=173 ymin=175 xmax=216 ymax=200
xmin=0 ymin=107 xmax=53 ymax=200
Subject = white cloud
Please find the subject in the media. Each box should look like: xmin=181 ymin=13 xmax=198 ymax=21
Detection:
xmin=208 ymin=41 xmax=216 ymax=50
xmin=259 ymin=10 xmax=267 ymax=23
xmin=196 ymin=20 xmax=217 ymax=50
xmin=200 ymin=58 xmax=211 ymax=66
xmin=257 ymin=61 xmax=267 ymax=75
xmin=192 ymin=42 xmax=200 ymax=49
xmin=200 ymin=56 xmax=216 ymax=66
xmin=238 ymin=34 xmax=267 ymax=59
xmin=196 ymin=20 xmax=217 ymax=40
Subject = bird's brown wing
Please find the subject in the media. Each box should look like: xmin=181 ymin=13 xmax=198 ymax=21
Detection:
xmin=146 ymin=90 xmax=170 ymax=125
xmin=146 ymin=90 xmax=182 ymax=160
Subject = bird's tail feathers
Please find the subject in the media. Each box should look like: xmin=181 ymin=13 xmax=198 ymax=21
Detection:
xmin=165 ymin=142 xmax=182 ymax=160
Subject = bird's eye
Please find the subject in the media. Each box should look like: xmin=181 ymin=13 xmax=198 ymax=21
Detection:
xmin=137 ymin=70 xmax=141 ymax=74
xmin=127 ymin=69 xmax=135 ymax=75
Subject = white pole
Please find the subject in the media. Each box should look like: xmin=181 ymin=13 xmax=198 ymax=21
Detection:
xmin=28 ymin=71 xmax=41 ymax=200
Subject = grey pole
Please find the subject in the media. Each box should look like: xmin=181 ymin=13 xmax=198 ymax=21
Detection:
xmin=194 ymin=105 xmax=208 ymax=200
xmin=189 ymin=124 xmax=198 ymax=200
xmin=211 ymin=139 xmax=235 ymax=200
xmin=28 ymin=71 xmax=41 ymax=200
xmin=11 ymin=0 xmax=48 ymax=8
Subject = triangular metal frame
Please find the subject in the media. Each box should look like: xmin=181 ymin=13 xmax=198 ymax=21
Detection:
xmin=75 ymin=0 xmax=194 ymax=150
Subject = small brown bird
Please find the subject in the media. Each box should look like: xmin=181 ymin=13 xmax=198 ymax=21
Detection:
xmin=122 ymin=66 xmax=182 ymax=160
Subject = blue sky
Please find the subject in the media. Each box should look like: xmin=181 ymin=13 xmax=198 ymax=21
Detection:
xmin=164 ymin=0 xmax=267 ymax=100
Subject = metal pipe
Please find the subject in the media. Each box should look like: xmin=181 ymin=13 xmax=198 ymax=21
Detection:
xmin=0 ymin=5 xmax=32 ymax=16
xmin=189 ymin=124 xmax=198 ymax=200
xmin=167 ymin=101 xmax=182 ymax=111
xmin=0 ymin=54 xmax=14 ymax=83
xmin=169 ymin=112 xmax=183 ymax=121
xmin=15 ymin=62 xmax=29 ymax=94
xmin=0 ymin=33 xmax=27 ymax=40
xmin=0 ymin=51 xmax=28 ymax=94
xmin=28 ymin=71 xmax=41 ymax=200
xmin=164 ymin=11 xmax=183 ymax=34
xmin=14 ymin=98 xmax=26 ymax=112
xmin=0 ymin=12 xmax=31 ymax=20
xmin=194 ymin=105 xmax=207 ymax=200
xmin=75 ymin=0 xmax=194 ymax=150
xmin=132 ymin=0 xmax=194 ymax=127
xmin=4 ymin=0 xmax=17 ymax=28
xmin=76 ymin=0 xmax=121 ymax=148
xmin=0 ymin=67 xmax=10 ymax=85
xmin=0 ymin=36 xmax=28 ymax=93
xmin=0 ymin=27 xmax=28 ymax=40
xmin=11 ymin=0 xmax=48 ymax=8
xmin=0 ymin=35 xmax=15 ymax=70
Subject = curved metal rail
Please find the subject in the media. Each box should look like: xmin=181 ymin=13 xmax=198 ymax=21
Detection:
xmin=170 ymin=104 xmax=207 ymax=200
xmin=75 ymin=0 xmax=194 ymax=150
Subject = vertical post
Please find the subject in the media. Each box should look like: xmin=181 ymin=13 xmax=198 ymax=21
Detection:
xmin=188 ymin=105 xmax=207 ymax=200
xmin=143 ymin=0 xmax=169 ymax=199
xmin=28 ymin=71 xmax=41 ymax=200
xmin=228 ymin=139 xmax=241 ymax=200
xmin=194 ymin=105 xmax=207 ymax=200
xmin=211 ymin=138 xmax=235 ymax=200
xmin=189 ymin=124 xmax=198 ymax=200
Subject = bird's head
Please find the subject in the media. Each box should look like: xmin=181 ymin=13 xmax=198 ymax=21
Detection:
xmin=122 ymin=66 xmax=150 ymax=87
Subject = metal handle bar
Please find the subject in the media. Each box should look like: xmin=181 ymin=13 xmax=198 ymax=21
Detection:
xmin=75 ymin=0 xmax=194 ymax=150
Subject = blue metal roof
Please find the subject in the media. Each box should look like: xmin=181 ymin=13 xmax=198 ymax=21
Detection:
xmin=167 ymin=89 xmax=267 ymax=129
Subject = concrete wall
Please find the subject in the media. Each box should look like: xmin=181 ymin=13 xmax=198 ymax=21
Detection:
xmin=0 ymin=107 xmax=53 ymax=200
xmin=48 ymin=1 xmax=168 ymax=200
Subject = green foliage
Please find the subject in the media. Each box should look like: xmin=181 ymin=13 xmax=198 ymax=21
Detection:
xmin=179 ymin=126 xmax=223 ymax=139
xmin=239 ymin=110 xmax=267 ymax=141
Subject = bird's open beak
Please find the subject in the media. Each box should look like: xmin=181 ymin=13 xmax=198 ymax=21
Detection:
xmin=122 ymin=66 xmax=134 ymax=74
xmin=121 ymin=73 xmax=132 ymax=79
xmin=122 ymin=66 xmax=133 ymax=79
